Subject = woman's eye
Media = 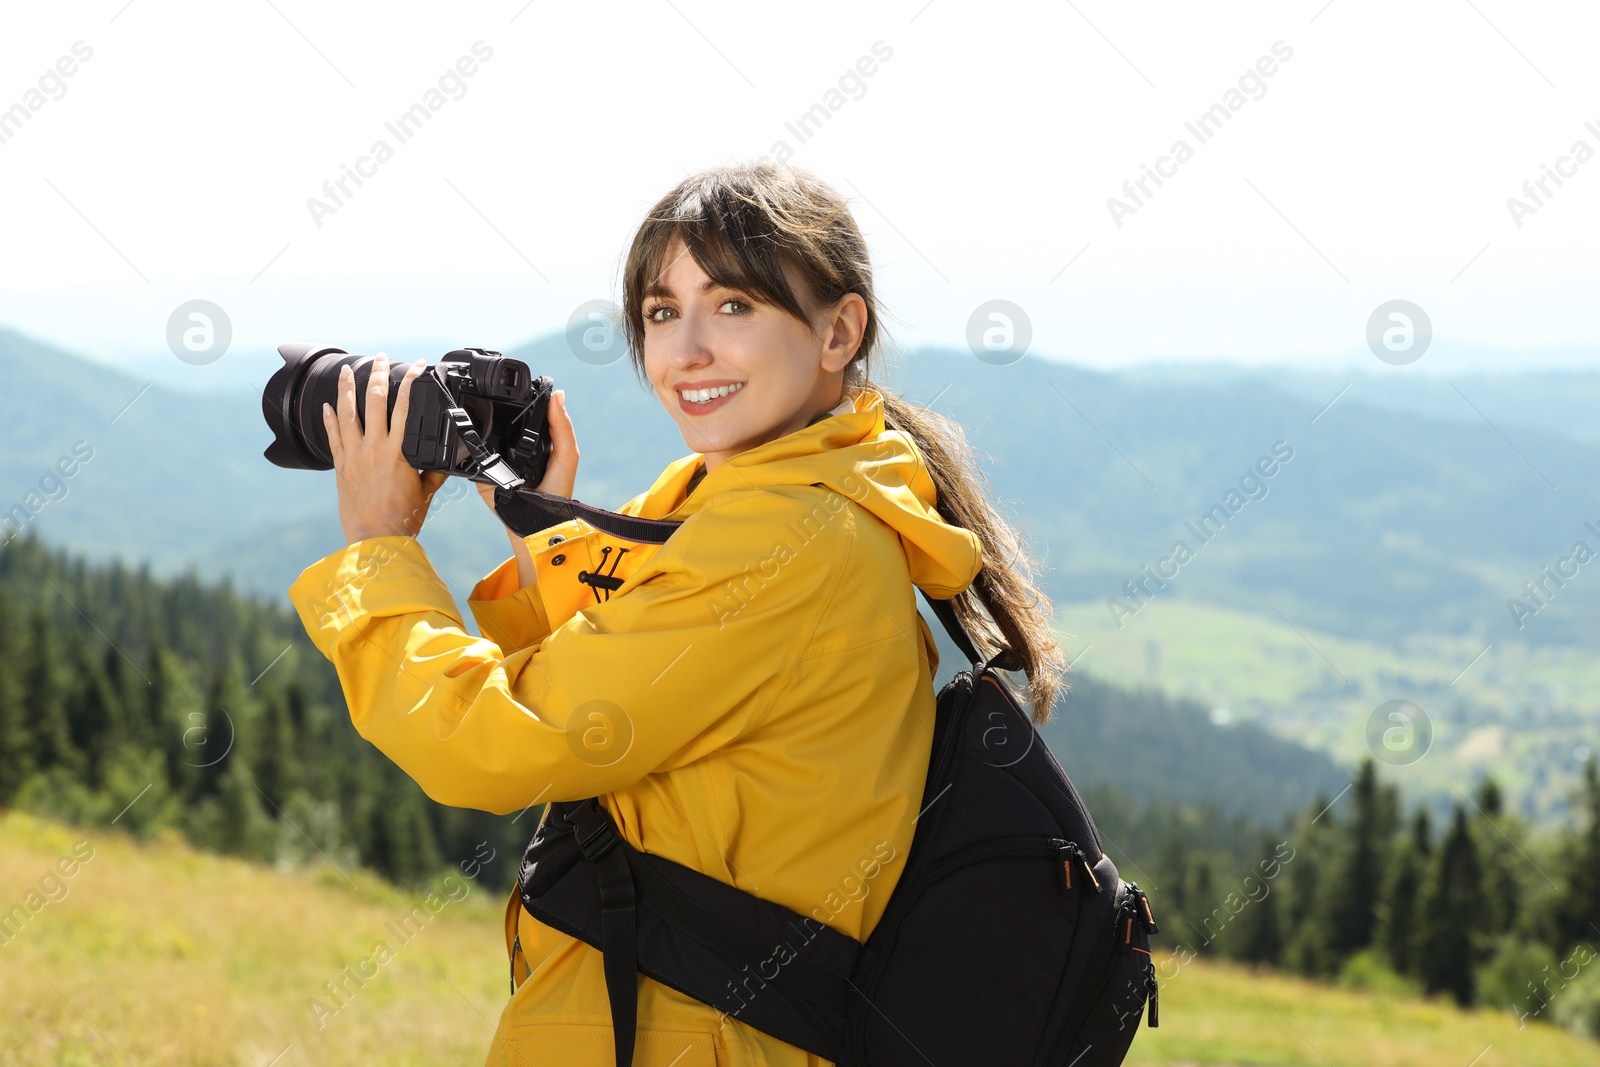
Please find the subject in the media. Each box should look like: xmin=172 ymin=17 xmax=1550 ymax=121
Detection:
xmin=645 ymin=304 xmax=674 ymax=322
xmin=720 ymin=298 xmax=752 ymax=315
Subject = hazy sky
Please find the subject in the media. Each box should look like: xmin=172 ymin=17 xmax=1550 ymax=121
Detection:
xmin=2 ymin=0 xmax=1596 ymax=380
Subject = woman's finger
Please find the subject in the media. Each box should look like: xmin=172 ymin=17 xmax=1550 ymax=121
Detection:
xmin=322 ymin=401 xmax=344 ymax=470
xmin=363 ymin=354 xmax=390 ymax=444
xmin=390 ymin=358 xmax=426 ymax=441
xmin=539 ymin=390 xmax=579 ymax=497
xmin=337 ymin=363 xmax=360 ymax=456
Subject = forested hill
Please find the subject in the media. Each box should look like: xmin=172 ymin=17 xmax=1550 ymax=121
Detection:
xmin=0 ymin=530 xmax=530 ymax=890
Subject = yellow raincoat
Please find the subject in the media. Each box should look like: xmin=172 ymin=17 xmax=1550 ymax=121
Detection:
xmin=287 ymin=386 xmax=984 ymax=1066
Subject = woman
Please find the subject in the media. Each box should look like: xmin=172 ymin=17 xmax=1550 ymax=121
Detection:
xmin=288 ymin=162 xmax=1066 ymax=1066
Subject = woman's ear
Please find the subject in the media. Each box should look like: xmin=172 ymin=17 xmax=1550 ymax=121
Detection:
xmin=820 ymin=292 xmax=868 ymax=372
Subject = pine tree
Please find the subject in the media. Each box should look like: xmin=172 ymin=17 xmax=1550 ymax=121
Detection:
xmin=1470 ymin=777 xmax=1522 ymax=939
xmin=1234 ymin=836 xmax=1286 ymax=966
xmin=23 ymin=610 xmax=81 ymax=775
xmin=0 ymin=588 xmax=32 ymax=804
xmin=254 ymin=688 xmax=300 ymax=805
xmin=216 ymin=763 xmax=273 ymax=861
xmin=1327 ymin=760 xmax=1388 ymax=961
xmin=1284 ymin=794 xmax=1339 ymax=977
xmin=1378 ymin=808 xmax=1431 ymax=976
xmin=195 ymin=662 xmax=250 ymax=796
xmin=1188 ymin=857 xmax=1218 ymax=954
xmin=371 ymin=771 xmax=443 ymax=888
xmin=1417 ymin=805 xmax=1485 ymax=1006
xmin=1555 ymin=756 xmax=1600 ymax=957
xmin=63 ymin=632 xmax=125 ymax=788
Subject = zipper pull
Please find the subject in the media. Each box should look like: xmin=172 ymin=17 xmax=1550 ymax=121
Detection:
xmin=1146 ymin=971 xmax=1160 ymax=1028
xmin=510 ymin=933 xmax=522 ymax=995
xmin=1052 ymin=840 xmax=1072 ymax=894
xmin=1054 ymin=840 xmax=1101 ymax=893
xmin=1065 ymin=841 xmax=1100 ymax=893
xmin=1129 ymin=884 xmax=1160 ymax=934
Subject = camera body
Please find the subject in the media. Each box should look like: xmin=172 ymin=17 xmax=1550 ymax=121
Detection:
xmin=261 ymin=343 xmax=554 ymax=491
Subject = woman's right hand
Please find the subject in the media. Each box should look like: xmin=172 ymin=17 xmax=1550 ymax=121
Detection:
xmin=478 ymin=389 xmax=576 ymax=591
xmin=476 ymin=389 xmax=578 ymax=511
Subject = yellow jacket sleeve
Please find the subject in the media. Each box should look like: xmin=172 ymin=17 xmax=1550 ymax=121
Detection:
xmin=286 ymin=488 xmax=851 ymax=815
xmin=465 ymin=548 xmax=552 ymax=654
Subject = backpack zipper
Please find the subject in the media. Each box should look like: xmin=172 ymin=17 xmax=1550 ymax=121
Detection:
xmin=1057 ymin=841 xmax=1100 ymax=894
xmin=1040 ymin=886 xmax=1139 ymax=1064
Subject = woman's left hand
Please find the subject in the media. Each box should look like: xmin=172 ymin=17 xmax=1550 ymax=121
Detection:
xmin=323 ymin=353 xmax=450 ymax=546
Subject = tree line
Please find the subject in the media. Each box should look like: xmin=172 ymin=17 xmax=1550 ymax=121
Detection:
xmin=0 ymin=531 xmax=531 ymax=889
xmin=1122 ymin=757 xmax=1600 ymax=1039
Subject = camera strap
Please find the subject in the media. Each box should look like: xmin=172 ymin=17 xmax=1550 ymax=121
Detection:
xmin=445 ymin=402 xmax=685 ymax=546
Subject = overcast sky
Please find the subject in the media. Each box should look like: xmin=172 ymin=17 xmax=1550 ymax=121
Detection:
xmin=2 ymin=0 xmax=1596 ymax=382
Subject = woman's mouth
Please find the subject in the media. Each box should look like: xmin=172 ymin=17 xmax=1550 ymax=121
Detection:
xmin=676 ymin=381 xmax=744 ymax=415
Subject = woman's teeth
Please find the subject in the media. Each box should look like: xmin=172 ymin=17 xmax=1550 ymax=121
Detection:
xmin=680 ymin=382 xmax=744 ymax=404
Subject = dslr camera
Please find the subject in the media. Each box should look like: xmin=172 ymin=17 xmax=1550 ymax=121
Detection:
xmin=261 ymin=342 xmax=554 ymax=496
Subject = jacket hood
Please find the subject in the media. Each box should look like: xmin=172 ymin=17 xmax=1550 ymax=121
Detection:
xmin=628 ymin=386 xmax=984 ymax=599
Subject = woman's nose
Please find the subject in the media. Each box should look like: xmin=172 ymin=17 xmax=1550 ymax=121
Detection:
xmin=669 ymin=314 xmax=713 ymax=367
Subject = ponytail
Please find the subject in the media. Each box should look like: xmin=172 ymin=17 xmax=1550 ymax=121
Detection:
xmin=865 ymin=383 xmax=1068 ymax=724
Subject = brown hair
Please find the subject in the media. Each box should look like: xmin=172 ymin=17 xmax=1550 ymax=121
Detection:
xmin=619 ymin=162 xmax=1068 ymax=723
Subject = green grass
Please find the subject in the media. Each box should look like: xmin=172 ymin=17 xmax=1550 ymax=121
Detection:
xmin=0 ymin=810 xmax=510 ymax=1066
xmin=1054 ymin=597 xmax=1600 ymax=821
xmin=1130 ymin=953 xmax=1595 ymax=1067
xmin=3 ymin=810 xmax=1596 ymax=1065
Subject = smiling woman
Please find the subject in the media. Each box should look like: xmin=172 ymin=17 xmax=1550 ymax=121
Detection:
xmin=286 ymin=160 xmax=1067 ymax=1067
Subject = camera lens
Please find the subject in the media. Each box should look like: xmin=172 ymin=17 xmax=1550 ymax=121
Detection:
xmin=262 ymin=344 xmax=420 ymax=469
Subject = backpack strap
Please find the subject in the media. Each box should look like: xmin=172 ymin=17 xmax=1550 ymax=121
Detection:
xmin=918 ymin=588 xmax=1024 ymax=673
xmin=520 ymin=798 xmax=863 ymax=1063
xmin=564 ymin=800 xmax=640 ymax=1067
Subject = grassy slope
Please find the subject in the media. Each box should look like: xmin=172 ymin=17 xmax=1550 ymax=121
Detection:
xmin=3 ymin=812 xmax=1596 ymax=1066
xmin=1055 ymin=596 xmax=1600 ymax=822
xmin=0 ymin=811 xmax=509 ymax=1066
xmin=1127 ymin=955 xmax=1591 ymax=1067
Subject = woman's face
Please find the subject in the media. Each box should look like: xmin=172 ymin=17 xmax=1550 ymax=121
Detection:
xmin=642 ymin=235 xmax=865 ymax=473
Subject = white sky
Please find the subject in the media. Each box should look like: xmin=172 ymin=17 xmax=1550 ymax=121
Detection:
xmin=1 ymin=0 xmax=1596 ymax=376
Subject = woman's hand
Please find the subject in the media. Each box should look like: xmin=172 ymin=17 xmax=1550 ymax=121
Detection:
xmin=324 ymin=354 xmax=449 ymax=546
xmin=476 ymin=388 xmax=577 ymax=590
xmin=474 ymin=388 xmax=578 ymax=511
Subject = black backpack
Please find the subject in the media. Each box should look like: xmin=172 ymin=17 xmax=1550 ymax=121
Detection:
xmin=511 ymin=561 xmax=1161 ymax=1067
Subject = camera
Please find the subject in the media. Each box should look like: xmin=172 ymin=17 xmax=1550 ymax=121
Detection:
xmin=261 ymin=342 xmax=681 ymax=544
xmin=261 ymin=343 xmax=554 ymax=494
